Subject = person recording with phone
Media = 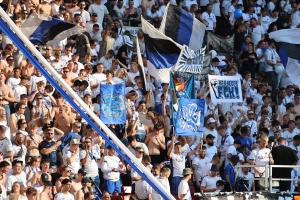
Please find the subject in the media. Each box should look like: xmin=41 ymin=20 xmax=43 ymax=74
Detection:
xmin=80 ymin=137 xmax=101 ymax=188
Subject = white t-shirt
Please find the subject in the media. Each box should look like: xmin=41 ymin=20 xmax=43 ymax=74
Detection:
xmin=152 ymin=177 xmax=170 ymax=200
xmin=250 ymin=147 xmax=271 ymax=177
xmin=192 ymin=156 xmax=211 ymax=182
xmin=201 ymin=175 xmax=222 ymax=190
xmin=204 ymin=144 xmax=218 ymax=161
xmin=282 ymin=129 xmax=298 ymax=145
xmin=292 ymin=11 xmax=300 ymax=28
xmin=7 ymin=77 xmax=20 ymax=90
xmin=88 ymin=4 xmax=109 ymax=30
xmin=13 ymin=85 xmax=27 ymax=102
xmin=264 ymin=48 xmax=280 ymax=72
xmin=6 ymin=171 xmax=27 ymax=192
xmin=80 ymin=145 xmax=101 ymax=178
xmin=100 ymin=155 xmax=121 ymax=181
xmin=237 ymin=171 xmax=255 ymax=191
xmin=251 ymin=25 xmax=264 ymax=46
xmin=178 ymin=179 xmax=192 ymax=200
xmin=202 ymin=12 xmax=216 ymax=31
xmin=171 ymin=153 xmax=186 ymax=177
xmin=63 ymin=149 xmax=81 ymax=174
xmin=54 ymin=192 xmax=74 ymax=200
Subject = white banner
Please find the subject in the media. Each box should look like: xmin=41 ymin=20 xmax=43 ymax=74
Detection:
xmin=208 ymin=75 xmax=243 ymax=104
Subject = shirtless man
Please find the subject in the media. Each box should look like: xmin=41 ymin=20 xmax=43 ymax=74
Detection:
xmin=54 ymin=104 xmax=75 ymax=134
xmin=294 ymin=93 xmax=300 ymax=114
xmin=0 ymin=72 xmax=15 ymax=126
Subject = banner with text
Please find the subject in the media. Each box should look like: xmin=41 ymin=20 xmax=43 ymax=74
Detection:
xmin=100 ymin=82 xmax=126 ymax=124
xmin=175 ymin=98 xmax=205 ymax=136
xmin=208 ymin=75 xmax=243 ymax=104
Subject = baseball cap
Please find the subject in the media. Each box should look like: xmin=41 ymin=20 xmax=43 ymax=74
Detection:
xmin=91 ymin=13 xmax=97 ymax=17
xmin=183 ymin=168 xmax=193 ymax=176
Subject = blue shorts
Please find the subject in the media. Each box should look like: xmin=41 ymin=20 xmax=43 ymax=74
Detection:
xmin=104 ymin=179 xmax=121 ymax=193
xmin=171 ymin=176 xmax=183 ymax=195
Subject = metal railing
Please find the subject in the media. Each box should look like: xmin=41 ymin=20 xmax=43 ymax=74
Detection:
xmin=234 ymin=164 xmax=300 ymax=193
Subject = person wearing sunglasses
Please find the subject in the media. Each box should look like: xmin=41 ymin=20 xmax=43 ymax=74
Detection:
xmin=38 ymin=124 xmax=61 ymax=170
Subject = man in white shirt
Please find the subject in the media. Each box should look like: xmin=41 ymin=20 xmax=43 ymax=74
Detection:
xmin=201 ymin=165 xmax=222 ymax=192
xmin=282 ymin=120 xmax=298 ymax=145
xmin=63 ymin=138 xmax=81 ymax=174
xmin=167 ymin=136 xmax=188 ymax=195
xmin=100 ymin=145 xmax=126 ymax=194
xmin=192 ymin=146 xmax=211 ymax=187
xmin=243 ymin=110 xmax=258 ymax=137
xmin=178 ymin=168 xmax=193 ymax=200
xmin=134 ymin=155 xmax=153 ymax=200
xmin=80 ymin=137 xmax=101 ymax=186
xmin=202 ymin=4 xmax=216 ymax=31
xmin=54 ymin=179 xmax=74 ymax=200
xmin=264 ymin=39 xmax=281 ymax=92
xmin=250 ymin=18 xmax=265 ymax=46
xmin=249 ymin=134 xmax=273 ymax=190
xmin=88 ymin=0 xmax=110 ymax=31
xmin=6 ymin=160 xmax=27 ymax=192
xmin=204 ymin=134 xmax=218 ymax=161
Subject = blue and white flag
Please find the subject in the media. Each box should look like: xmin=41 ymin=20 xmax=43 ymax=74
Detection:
xmin=142 ymin=17 xmax=183 ymax=83
xmin=100 ymin=82 xmax=126 ymax=124
xmin=21 ymin=15 xmax=84 ymax=45
xmin=269 ymin=29 xmax=300 ymax=87
xmin=159 ymin=3 xmax=206 ymax=51
xmin=208 ymin=75 xmax=243 ymax=104
xmin=175 ymin=98 xmax=205 ymax=136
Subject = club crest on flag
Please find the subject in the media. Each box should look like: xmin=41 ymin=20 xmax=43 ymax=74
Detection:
xmin=174 ymin=46 xmax=206 ymax=74
xmin=175 ymin=98 xmax=205 ymax=136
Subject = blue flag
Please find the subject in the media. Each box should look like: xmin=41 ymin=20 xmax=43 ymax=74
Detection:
xmin=175 ymin=98 xmax=205 ymax=136
xmin=100 ymin=83 xmax=126 ymax=124
xmin=170 ymin=72 xmax=195 ymax=125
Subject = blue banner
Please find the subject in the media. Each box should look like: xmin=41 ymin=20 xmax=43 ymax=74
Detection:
xmin=170 ymin=72 xmax=195 ymax=125
xmin=175 ymin=98 xmax=205 ymax=136
xmin=100 ymin=83 xmax=126 ymax=124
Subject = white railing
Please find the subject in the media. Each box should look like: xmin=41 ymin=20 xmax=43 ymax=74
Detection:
xmin=234 ymin=164 xmax=300 ymax=193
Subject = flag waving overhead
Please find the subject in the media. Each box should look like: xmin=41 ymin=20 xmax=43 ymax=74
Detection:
xmin=100 ymin=82 xmax=126 ymax=124
xmin=141 ymin=17 xmax=183 ymax=83
xmin=21 ymin=15 xmax=84 ymax=45
xmin=159 ymin=3 xmax=206 ymax=51
xmin=170 ymin=72 xmax=195 ymax=125
xmin=269 ymin=29 xmax=300 ymax=87
xmin=175 ymin=98 xmax=205 ymax=136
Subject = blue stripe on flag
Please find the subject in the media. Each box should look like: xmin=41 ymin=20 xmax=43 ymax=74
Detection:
xmin=279 ymin=48 xmax=288 ymax=67
xmin=30 ymin=18 xmax=75 ymax=44
xmin=178 ymin=11 xmax=193 ymax=46
xmin=146 ymin=50 xmax=179 ymax=69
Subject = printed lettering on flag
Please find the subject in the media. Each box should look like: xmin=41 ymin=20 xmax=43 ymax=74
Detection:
xmin=208 ymin=75 xmax=243 ymax=104
xmin=100 ymin=82 xmax=126 ymax=124
xmin=175 ymin=98 xmax=205 ymax=136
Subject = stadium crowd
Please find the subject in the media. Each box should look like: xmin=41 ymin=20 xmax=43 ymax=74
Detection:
xmin=0 ymin=0 xmax=298 ymax=199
